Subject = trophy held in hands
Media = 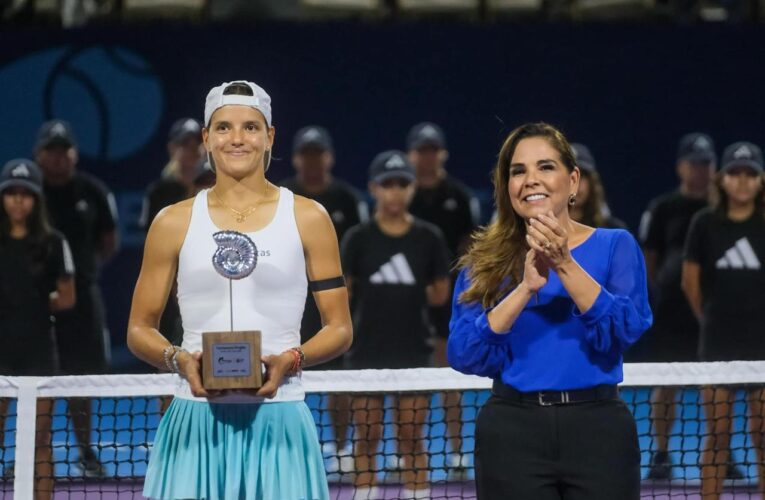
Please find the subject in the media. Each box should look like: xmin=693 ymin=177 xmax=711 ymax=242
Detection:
xmin=202 ymin=230 xmax=263 ymax=390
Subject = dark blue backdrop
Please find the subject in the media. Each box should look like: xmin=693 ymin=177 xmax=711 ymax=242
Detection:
xmin=1 ymin=22 xmax=763 ymax=370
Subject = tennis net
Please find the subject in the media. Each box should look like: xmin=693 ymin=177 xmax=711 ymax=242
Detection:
xmin=1 ymin=361 xmax=765 ymax=499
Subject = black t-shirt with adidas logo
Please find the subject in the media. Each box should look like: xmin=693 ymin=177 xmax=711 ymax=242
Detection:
xmin=341 ymin=218 xmax=450 ymax=369
xmin=685 ymin=207 xmax=765 ymax=360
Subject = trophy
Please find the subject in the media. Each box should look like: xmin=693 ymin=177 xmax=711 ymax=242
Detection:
xmin=202 ymin=230 xmax=263 ymax=390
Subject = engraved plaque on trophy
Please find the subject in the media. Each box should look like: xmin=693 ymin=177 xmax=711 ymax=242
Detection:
xmin=202 ymin=230 xmax=263 ymax=390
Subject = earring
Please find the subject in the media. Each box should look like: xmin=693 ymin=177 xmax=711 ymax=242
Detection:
xmin=568 ymin=194 xmax=576 ymax=206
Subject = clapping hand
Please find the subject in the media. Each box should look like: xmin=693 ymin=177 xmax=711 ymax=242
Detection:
xmin=521 ymin=248 xmax=549 ymax=293
xmin=525 ymin=211 xmax=571 ymax=269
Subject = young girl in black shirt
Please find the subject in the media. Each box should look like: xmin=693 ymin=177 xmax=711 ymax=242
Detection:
xmin=0 ymin=159 xmax=75 ymax=497
xmin=342 ymin=150 xmax=450 ymax=499
xmin=683 ymin=142 xmax=765 ymax=499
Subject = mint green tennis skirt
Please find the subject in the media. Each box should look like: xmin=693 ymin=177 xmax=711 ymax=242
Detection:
xmin=143 ymin=398 xmax=329 ymax=500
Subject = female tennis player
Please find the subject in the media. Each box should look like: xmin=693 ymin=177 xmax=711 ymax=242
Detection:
xmin=448 ymin=122 xmax=652 ymax=500
xmin=127 ymin=80 xmax=352 ymax=500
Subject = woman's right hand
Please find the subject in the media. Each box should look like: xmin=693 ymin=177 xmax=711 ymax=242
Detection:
xmin=521 ymin=248 xmax=549 ymax=293
xmin=176 ymin=350 xmax=219 ymax=398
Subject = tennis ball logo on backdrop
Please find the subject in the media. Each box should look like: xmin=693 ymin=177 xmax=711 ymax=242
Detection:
xmin=0 ymin=45 xmax=162 ymax=163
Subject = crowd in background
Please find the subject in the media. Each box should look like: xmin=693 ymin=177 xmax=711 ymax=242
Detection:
xmin=1 ymin=117 xmax=764 ymax=493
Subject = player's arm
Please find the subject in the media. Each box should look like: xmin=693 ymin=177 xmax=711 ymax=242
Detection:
xmin=126 ymin=201 xmax=215 ymax=394
xmin=295 ymin=196 xmax=353 ymax=366
xmin=256 ymin=197 xmax=353 ymax=399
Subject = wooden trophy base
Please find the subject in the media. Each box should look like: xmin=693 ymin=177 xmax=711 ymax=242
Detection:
xmin=202 ymin=330 xmax=262 ymax=390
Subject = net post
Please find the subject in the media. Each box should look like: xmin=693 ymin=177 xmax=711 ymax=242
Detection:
xmin=13 ymin=377 xmax=41 ymax=500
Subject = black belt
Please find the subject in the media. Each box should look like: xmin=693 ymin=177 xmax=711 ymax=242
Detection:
xmin=492 ymin=380 xmax=619 ymax=406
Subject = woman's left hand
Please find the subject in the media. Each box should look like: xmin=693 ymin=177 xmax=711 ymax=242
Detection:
xmin=255 ymin=352 xmax=295 ymax=399
xmin=526 ymin=210 xmax=572 ymax=269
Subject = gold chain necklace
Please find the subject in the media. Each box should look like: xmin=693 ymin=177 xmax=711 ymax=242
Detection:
xmin=211 ymin=186 xmax=266 ymax=223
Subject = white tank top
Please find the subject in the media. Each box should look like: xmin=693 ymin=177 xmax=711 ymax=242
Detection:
xmin=174 ymin=187 xmax=307 ymax=403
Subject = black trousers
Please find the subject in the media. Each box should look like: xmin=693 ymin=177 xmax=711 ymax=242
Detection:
xmin=475 ymin=394 xmax=640 ymax=500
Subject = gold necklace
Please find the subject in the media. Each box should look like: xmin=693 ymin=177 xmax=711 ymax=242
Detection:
xmin=211 ymin=186 xmax=266 ymax=223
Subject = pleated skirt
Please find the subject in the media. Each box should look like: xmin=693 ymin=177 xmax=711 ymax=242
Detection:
xmin=143 ymin=398 xmax=329 ymax=500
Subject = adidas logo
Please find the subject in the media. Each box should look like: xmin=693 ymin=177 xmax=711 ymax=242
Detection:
xmin=385 ymin=155 xmax=406 ymax=169
xmin=716 ymin=237 xmax=761 ymax=270
xmin=370 ymin=253 xmax=415 ymax=285
xmin=11 ymin=164 xmax=30 ymax=178
xmin=733 ymin=145 xmax=753 ymax=159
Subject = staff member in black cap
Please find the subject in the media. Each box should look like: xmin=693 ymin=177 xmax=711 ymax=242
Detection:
xmin=0 ymin=158 xmax=75 ymax=496
xmin=342 ymin=150 xmax=450 ymax=499
xmin=406 ymin=122 xmax=479 ymax=476
xmin=279 ymin=126 xmax=367 ymax=475
xmin=634 ymin=133 xmax=746 ymax=480
xmin=683 ymin=141 xmax=765 ymax=499
xmin=34 ymin=119 xmax=118 ymax=478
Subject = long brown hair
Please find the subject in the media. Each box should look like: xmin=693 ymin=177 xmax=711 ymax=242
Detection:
xmin=458 ymin=122 xmax=576 ymax=308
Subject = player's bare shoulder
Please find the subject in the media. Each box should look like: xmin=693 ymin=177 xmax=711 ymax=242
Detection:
xmin=293 ymin=194 xmax=337 ymax=247
xmin=146 ymin=197 xmax=196 ymax=251
xmin=294 ymin=194 xmax=332 ymax=226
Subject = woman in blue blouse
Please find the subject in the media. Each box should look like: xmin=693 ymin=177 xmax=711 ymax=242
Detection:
xmin=448 ymin=123 xmax=652 ymax=500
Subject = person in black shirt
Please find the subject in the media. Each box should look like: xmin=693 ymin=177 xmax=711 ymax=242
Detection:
xmin=0 ymin=158 xmax=75 ymax=497
xmin=683 ymin=142 xmax=765 ymax=499
xmin=406 ymin=122 xmax=479 ymax=476
xmin=569 ymin=143 xmax=629 ymax=230
xmin=342 ymin=150 xmax=450 ymax=499
xmin=35 ymin=119 xmax=118 ymax=478
xmin=279 ymin=126 xmax=367 ymax=474
xmin=634 ymin=133 xmax=740 ymax=480
xmin=139 ymin=118 xmax=205 ymax=346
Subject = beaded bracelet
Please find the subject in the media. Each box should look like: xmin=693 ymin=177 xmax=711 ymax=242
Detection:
xmin=293 ymin=346 xmax=305 ymax=369
xmin=162 ymin=345 xmax=176 ymax=372
xmin=171 ymin=347 xmax=188 ymax=374
xmin=285 ymin=346 xmax=305 ymax=375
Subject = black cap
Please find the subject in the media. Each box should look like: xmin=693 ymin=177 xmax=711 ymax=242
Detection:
xmin=169 ymin=118 xmax=202 ymax=144
xmin=571 ymin=143 xmax=596 ymax=172
xmin=368 ymin=150 xmax=416 ymax=184
xmin=0 ymin=159 xmax=43 ymax=196
xmin=36 ymin=120 xmax=77 ymax=150
xmin=407 ymin=122 xmax=446 ymax=150
xmin=720 ymin=141 xmax=764 ymax=173
xmin=677 ymin=133 xmax=716 ymax=163
xmin=293 ymin=126 xmax=333 ymax=154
